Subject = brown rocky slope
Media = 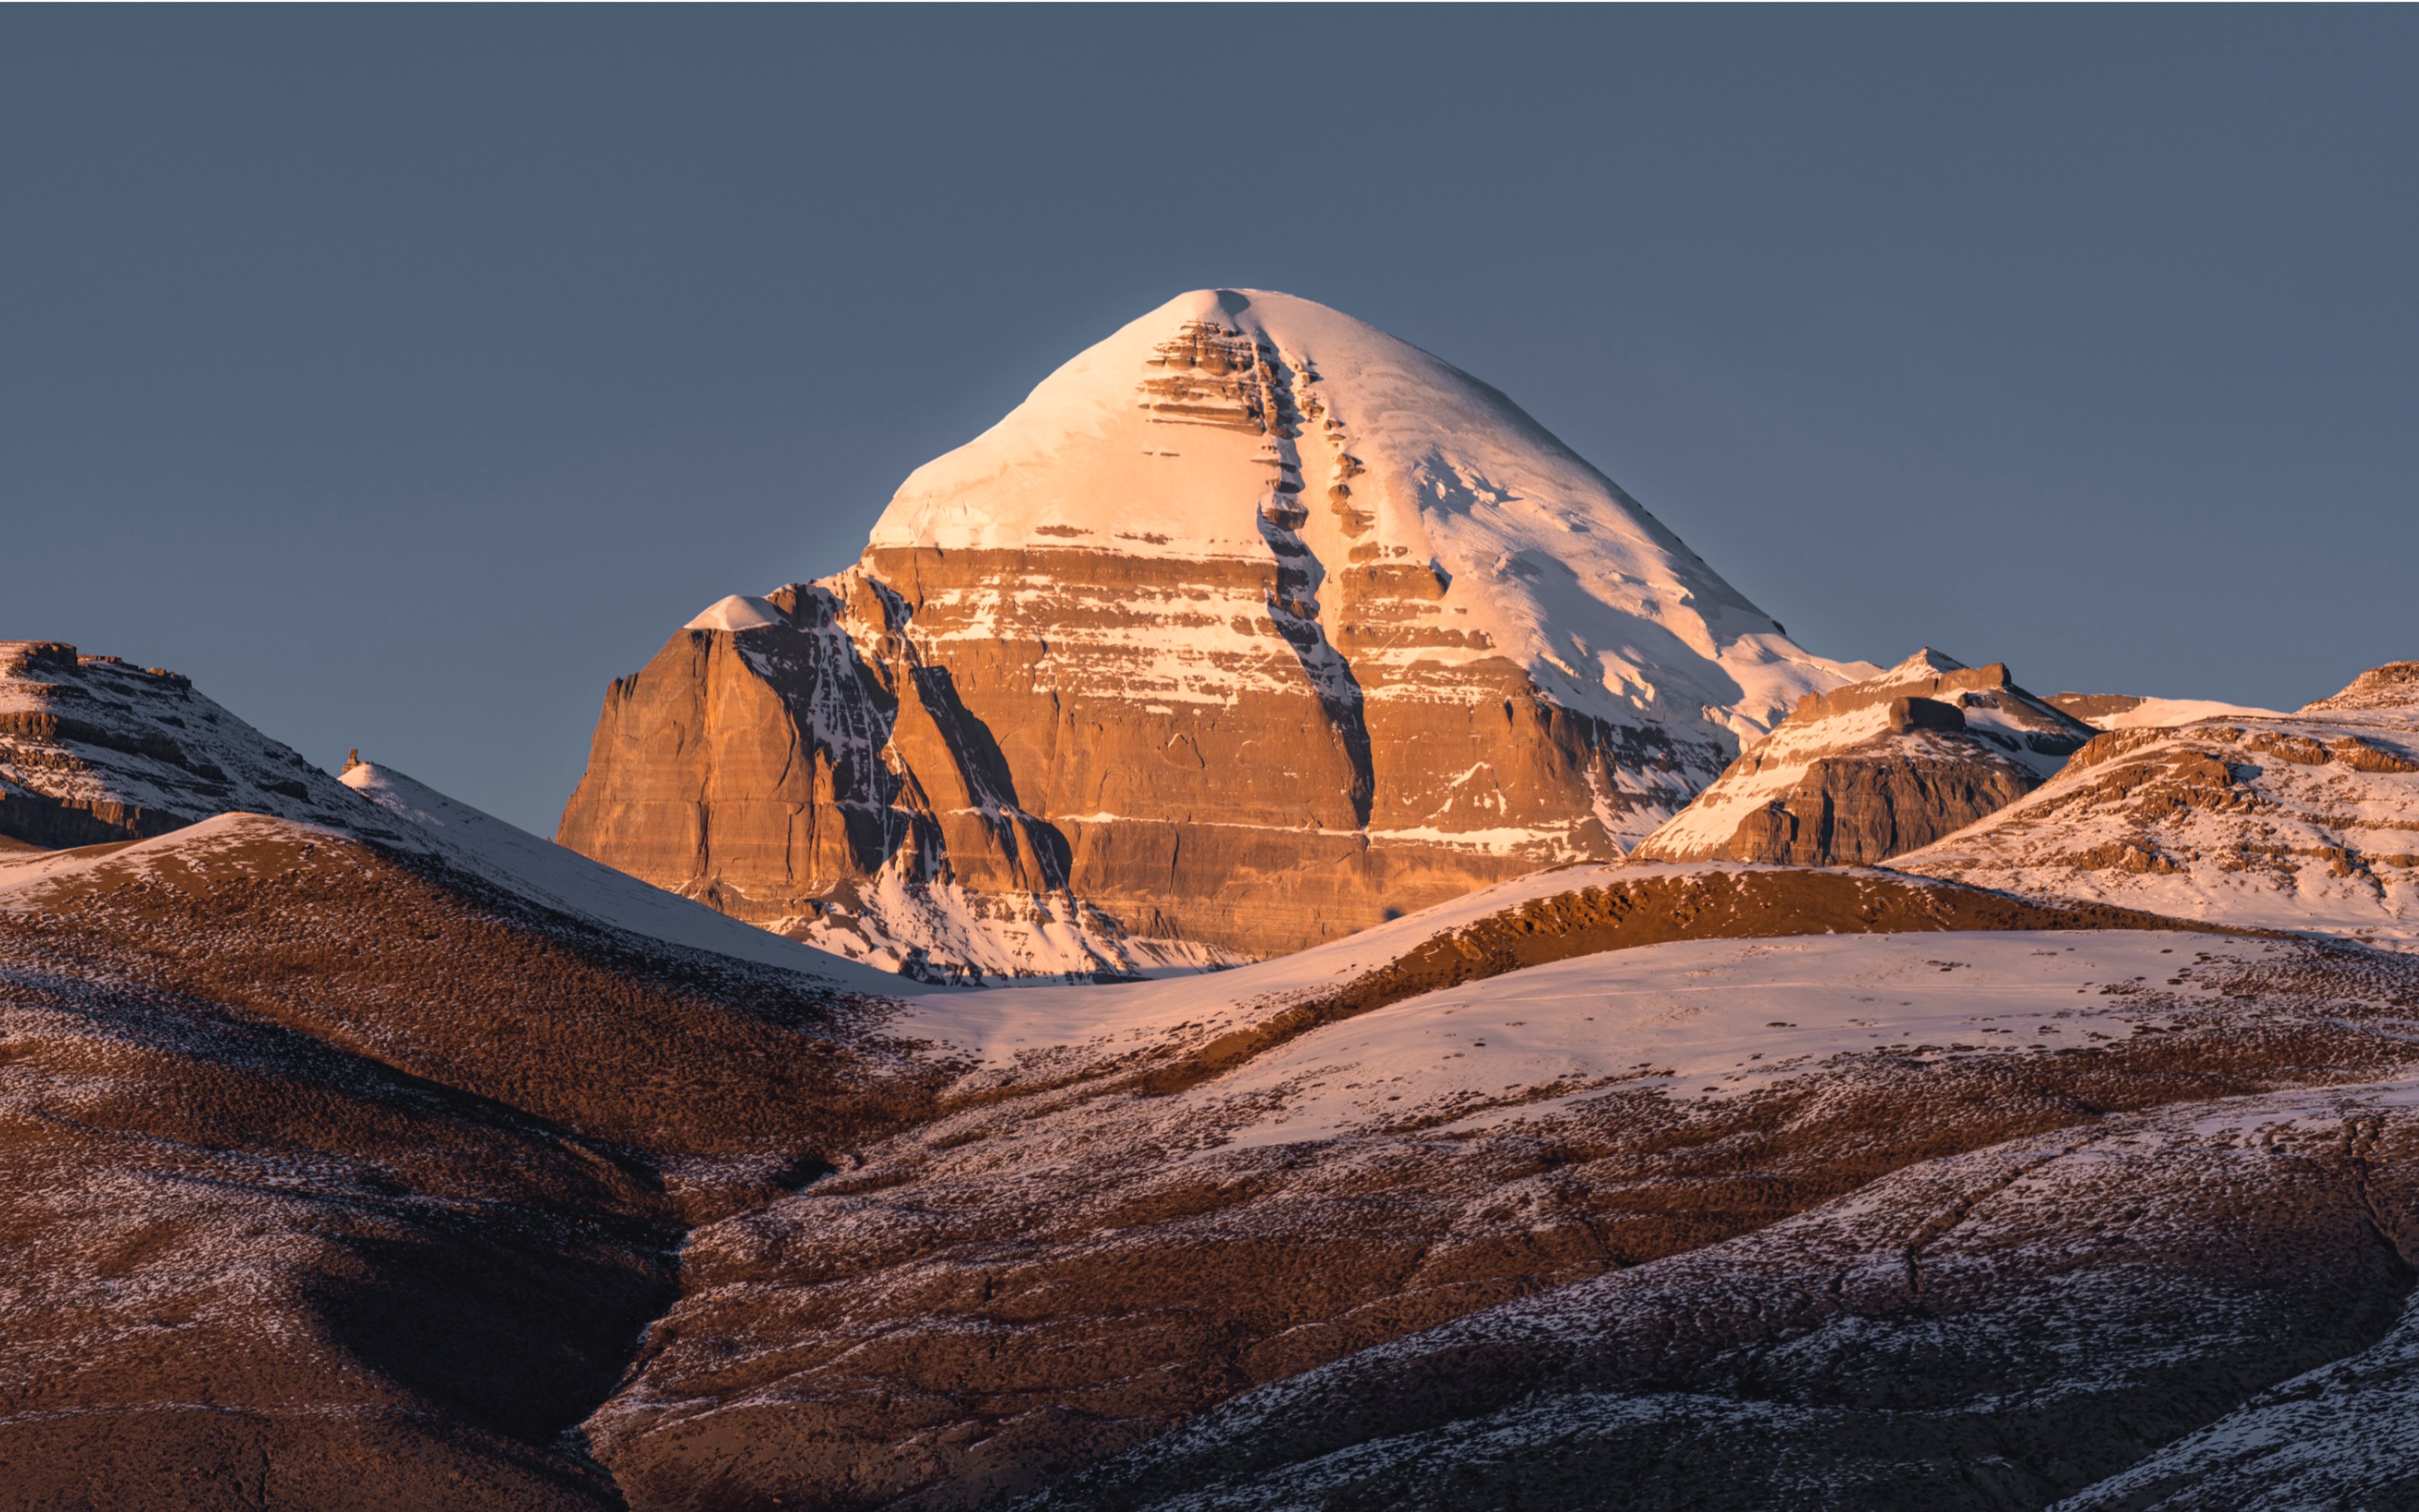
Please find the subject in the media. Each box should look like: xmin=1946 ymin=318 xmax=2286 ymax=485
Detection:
xmin=0 ymin=649 xmax=932 ymax=1510
xmin=1027 ymin=1068 xmax=2419 ymax=1511
xmin=0 ymin=813 xmax=936 ymax=1512
xmin=575 ymin=866 xmax=2419 ymax=1510
xmin=15 ymin=801 xmax=2419 ymax=1508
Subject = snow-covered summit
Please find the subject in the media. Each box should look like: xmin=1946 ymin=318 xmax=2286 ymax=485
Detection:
xmin=564 ymin=290 xmax=1881 ymax=972
xmin=686 ymin=594 xmax=786 ymax=632
xmin=869 ymin=287 xmax=1866 ymax=738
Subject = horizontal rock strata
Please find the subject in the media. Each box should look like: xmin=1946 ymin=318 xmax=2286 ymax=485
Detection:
xmin=560 ymin=291 xmax=1868 ymax=967
xmin=1900 ymin=661 xmax=2419 ymax=943
xmin=0 ymin=639 xmax=374 ymax=848
xmin=1635 ymin=649 xmax=2094 ymax=866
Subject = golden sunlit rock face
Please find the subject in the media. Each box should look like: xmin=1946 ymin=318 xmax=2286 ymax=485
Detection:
xmin=557 ymin=291 xmax=1869 ymax=971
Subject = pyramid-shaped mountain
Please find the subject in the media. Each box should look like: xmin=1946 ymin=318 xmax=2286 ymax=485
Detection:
xmin=559 ymin=289 xmax=1870 ymax=967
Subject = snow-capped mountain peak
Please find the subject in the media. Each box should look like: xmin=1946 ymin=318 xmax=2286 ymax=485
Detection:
xmin=563 ymin=288 xmax=1880 ymax=974
xmin=871 ymin=287 xmax=1863 ymax=739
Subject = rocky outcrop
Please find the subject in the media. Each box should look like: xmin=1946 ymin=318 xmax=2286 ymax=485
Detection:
xmin=2306 ymin=658 xmax=2419 ymax=712
xmin=1633 ymin=650 xmax=2094 ymax=866
xmin=556 ymin=579 xmax=1222 ymax=981
xmin=1899 ymin=660 xmax=2419 ymax=944
xmin=0 ymin=639 xmax=375 ymax=848
xmin=2047 ymin=690 xmax=2147 ymax=723
xmin=559 ymin=291 xmax=1870 ymax=967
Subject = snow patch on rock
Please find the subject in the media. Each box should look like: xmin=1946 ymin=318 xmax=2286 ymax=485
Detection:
xmin=771 ymin=866 xmax=1245 ymax=987
xmin=685 ymin=595 xmax=787 ymax=632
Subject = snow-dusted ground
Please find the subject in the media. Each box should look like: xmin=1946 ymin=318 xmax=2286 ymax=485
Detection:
xmin=2055 ymin=1258 xmax=2419 ymax=1510
xmin=342 ymin=761 xmax=914 ymax=994
xmin=1179 ymin=930 xmax=2227 ymax=1149
xmin=617 ymin=865 xmax=2419 ymax=1510
xmin=1026 ymin=1067 xmax=2419 ymax=1512
xmin=0 ymin=810 xmax=346 ymax=904
xmin=885 ymin=861 xmax=1633 ymax=1060
xmin=889 ymin=848 xmax=2261 ymax=1155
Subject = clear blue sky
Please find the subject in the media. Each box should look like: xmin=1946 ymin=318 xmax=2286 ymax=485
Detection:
xmin=5 ymin=8 xmax=2414 ymax=834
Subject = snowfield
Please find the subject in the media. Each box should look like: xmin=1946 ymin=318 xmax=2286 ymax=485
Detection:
xmin=1175 ymin=930 xmax=2235 ymax=1148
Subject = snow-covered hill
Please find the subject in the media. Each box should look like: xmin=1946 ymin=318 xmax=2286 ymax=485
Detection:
xmin=596 ymin=855 xmax=2419 ymax=1510
xmin=1635 ymin=650 xmax=2092 ymax=865
xmin=0 ymin=637 xmax=900 ymax=990
xmin=342 ymin=760 xmax=913 ymax=994
xmin=1899 ymin=661 xmax=2419 ymax=946
xmin=0 ymin=640 xmax=390 ymax=847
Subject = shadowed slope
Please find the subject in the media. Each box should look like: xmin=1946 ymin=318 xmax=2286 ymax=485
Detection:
xmin=0 ymin=814 xmax=941 ymax=1510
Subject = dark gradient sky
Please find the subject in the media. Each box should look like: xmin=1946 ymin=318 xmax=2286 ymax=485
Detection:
xmin=5 ymin=8 xmax=2414 ymax=834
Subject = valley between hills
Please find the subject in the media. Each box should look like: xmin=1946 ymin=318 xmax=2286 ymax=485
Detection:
xmin=5 ymin=290 xmax=2416 ymax=1511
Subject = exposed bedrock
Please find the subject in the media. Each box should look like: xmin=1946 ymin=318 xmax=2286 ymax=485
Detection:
xmin=558 ymin=552 xmax=1735 ymax=962
xmin=0 ymin=639 xmax=374 ymax=849
xmin=1636 ymin=650 xmax=2095 ymax=868
xmin=1709 ymin=750 xmax=2037 ymax=867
